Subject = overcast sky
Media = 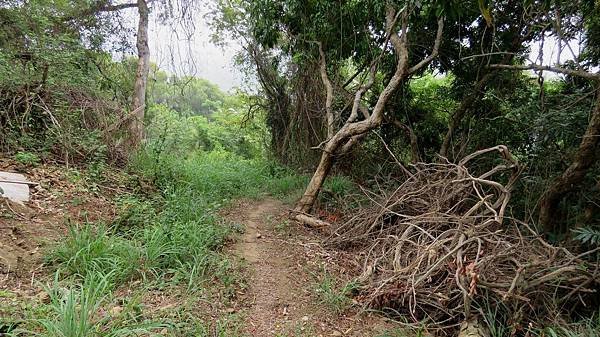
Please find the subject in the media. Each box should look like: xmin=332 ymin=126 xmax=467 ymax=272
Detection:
xmin=146 ymin=5 xmax=243 ymax=92
xmin=138 ymin=3 xmax=578 ymax=92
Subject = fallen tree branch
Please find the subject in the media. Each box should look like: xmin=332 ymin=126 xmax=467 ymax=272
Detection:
xmin=293 ymin=213 xmax=332 ymax=228
xmin=324 ymin=146 xmax=599 ymax=334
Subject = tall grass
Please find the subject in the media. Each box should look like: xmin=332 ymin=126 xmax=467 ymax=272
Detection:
xmin=34 ymin=148 xmax=308 ymax=335
xmin=13 ymin=272 xmax=164 ymax=337
xmin=47 ymin=224 xmax=141 ymax=284
xmin=50 ymin=149 xmax=305 ymax=283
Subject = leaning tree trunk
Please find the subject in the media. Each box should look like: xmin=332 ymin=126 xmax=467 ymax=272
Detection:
xmin=294 ymin=7 xmax=444 ymax=217
xmin=295 ymin=151 xmax=336 ymax=213
xmin=539 ymin=90 xmax=600 ymax=233
xmin=128 ymin=0 xmax=150 ymax=149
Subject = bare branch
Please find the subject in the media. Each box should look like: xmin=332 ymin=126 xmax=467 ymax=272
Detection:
xmin=408 ymin=17 xmax=444 ymax=74
xmin=347 ymin=65 xmax=376 ymax=123
xmin=293 ymin=213 xmax=331 ymax=228
xmin=318 ymin=42 xmax=335 ymax=138
xmin=489 ymin=64 xmax=600 ymax=81
xmin=101 ymin=2 xmax=138 ymax=11
xmin=61 ymin=1 xmax=138 ymax=23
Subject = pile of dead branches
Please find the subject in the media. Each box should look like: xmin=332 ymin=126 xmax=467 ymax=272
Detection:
xmin=328 ymin=146 xmax=599 ymax=335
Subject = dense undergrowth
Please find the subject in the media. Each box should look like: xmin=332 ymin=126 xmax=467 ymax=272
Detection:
xmin=5 ymin=146 xmax=310 ymax=336
xmin=2 ymin=1 xmax=597 ymax=333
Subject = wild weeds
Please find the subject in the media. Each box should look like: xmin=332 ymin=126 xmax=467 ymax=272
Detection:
xmin=13 ymin=271 xmax=165 ymax=337
xmin=47 ymin=224 xmax=141 ymax=284
xmin=314 ymin=270 xmax=358 ymax=315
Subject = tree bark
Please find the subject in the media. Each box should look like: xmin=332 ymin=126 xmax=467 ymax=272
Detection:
xmin=318 ymin=42 xmax=335 ymax=139
xmin=391 ymin=119 xmax=420 ymax=163
xmin=294 ymin=7 xmax=444 ymax=215
xmin=295 ymin=152 xmax=336 ymax=213
xmin=538 ymin=90 xmax=600 ymax=233
xmin=128 ymin=0 xmax=150 ymax=149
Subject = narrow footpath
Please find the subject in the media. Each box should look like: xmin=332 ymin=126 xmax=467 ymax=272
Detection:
xmin=226 ymin=198 xmax=395 ymax=337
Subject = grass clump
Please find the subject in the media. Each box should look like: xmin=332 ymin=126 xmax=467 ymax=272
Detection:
xmin=314 ymin=270 xmax=358 ymax=315
xmin=12 ymin=271 xmax=164 ymax=337
xmin=47 ymin=224 xmax=141 ymax=284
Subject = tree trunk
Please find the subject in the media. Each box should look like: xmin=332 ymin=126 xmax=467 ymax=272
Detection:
xmin=295 ymin=151 xmax=335 ymax=213
xmin=294 ymin=7 xmax=444 ymax=216
xmin=539 ymin=91 xmax=600 ymax=233
xmin=439 ymin=73 xmax=490 ymax=159
xmin=391 ymin=119 xmax=420 ymax=163
xmin=128 ymin=0 xmax=150 ymax=149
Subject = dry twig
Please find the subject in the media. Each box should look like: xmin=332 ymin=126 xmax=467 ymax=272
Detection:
xmin=327 ymin=146 xmax=599 ymax=334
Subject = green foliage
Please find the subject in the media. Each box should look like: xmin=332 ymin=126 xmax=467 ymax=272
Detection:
xmin=47 ymin=224 xmax=141 ymax=284
xmin=146 ymin=98 xmax=266 ymax=159
xmin=572 ymin=227 xmax=600 ymax=246
xmin=314 ymin=270 xmax=358 ymax=315
xmin=22 ymin=272 xmax=164 ymax=337
xmin=48 ymin=126 xmax=302 ymax=292
xmin=539 ymin=314 xmax=600 ymax=337
xmin=14 ymin=151 xmax=41 ymax=166
xmin=0 ymin=0 xmax=129 ymax=157
xmin=478 ymin=292 xmax=511 ymax=337
xmin=323 ymin=176 xmax=356 ymax=198
xmin=113 ymin=196 xmax=157 ymax=231
xmin=149 ymin=71 xmax=228 ymax=117
xmin=376 ymin=329 xmax=411 ymax=337
xmin=267 ymin=174 xmax=309 ymax=198
xmin=37 ymin=137 xmax=305 ymax=336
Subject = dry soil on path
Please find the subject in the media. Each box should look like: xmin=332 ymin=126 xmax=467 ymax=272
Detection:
xmin=224 ymin=198 xmax=395 ymax=337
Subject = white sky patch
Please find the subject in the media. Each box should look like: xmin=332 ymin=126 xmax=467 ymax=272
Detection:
xmin=529 ymin=35 xmax=581 ymax=66
xmin=147 ymin=6 xmax=243 ymax=92
xmin=527 ymin=35 xmax=582 ymax=79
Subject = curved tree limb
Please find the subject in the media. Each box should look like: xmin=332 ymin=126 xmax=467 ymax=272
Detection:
xmin=294 ymin=3 xmax=445 ymax=218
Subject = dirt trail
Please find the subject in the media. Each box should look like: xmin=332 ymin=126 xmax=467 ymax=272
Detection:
xmin=228 ymin=198 xmax=393 ymax=337
xmin=234 ymin=198 xmax=305 ymax=336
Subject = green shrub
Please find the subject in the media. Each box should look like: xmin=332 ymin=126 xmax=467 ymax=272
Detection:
xmin=14 ymin=151 xmax=41 ymax=166
xmin=18 ymin=272 xmax=164 ymax=337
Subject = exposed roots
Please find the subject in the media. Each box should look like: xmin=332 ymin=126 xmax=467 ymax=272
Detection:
xmin=327 ymin=146 xmax=600 ymax=334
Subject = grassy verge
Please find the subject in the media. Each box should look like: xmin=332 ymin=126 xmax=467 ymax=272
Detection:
xmin=5 ymin=149 xmax=306 ymax=337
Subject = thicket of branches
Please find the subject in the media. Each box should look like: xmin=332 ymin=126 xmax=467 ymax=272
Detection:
xmin=212 ymin=0 xmax=600 ymax=334
xmin=213 ymin=0 xmax=600 ymax=235
xmin=329 ymin=146 xmax=599 ymax=335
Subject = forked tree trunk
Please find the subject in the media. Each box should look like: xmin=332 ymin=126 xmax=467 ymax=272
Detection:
xmin=294 ymin=7 xmax=444 ymax=216
xmin=539 ymin=91 xmax=600 ymax=233
xmin=391 ymin=119 xmax=420 ymax=163
xmin=128 ymin=0 xmax=150 ymax=148
xmin=439 ymin=74 xmax=489 ymax=159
